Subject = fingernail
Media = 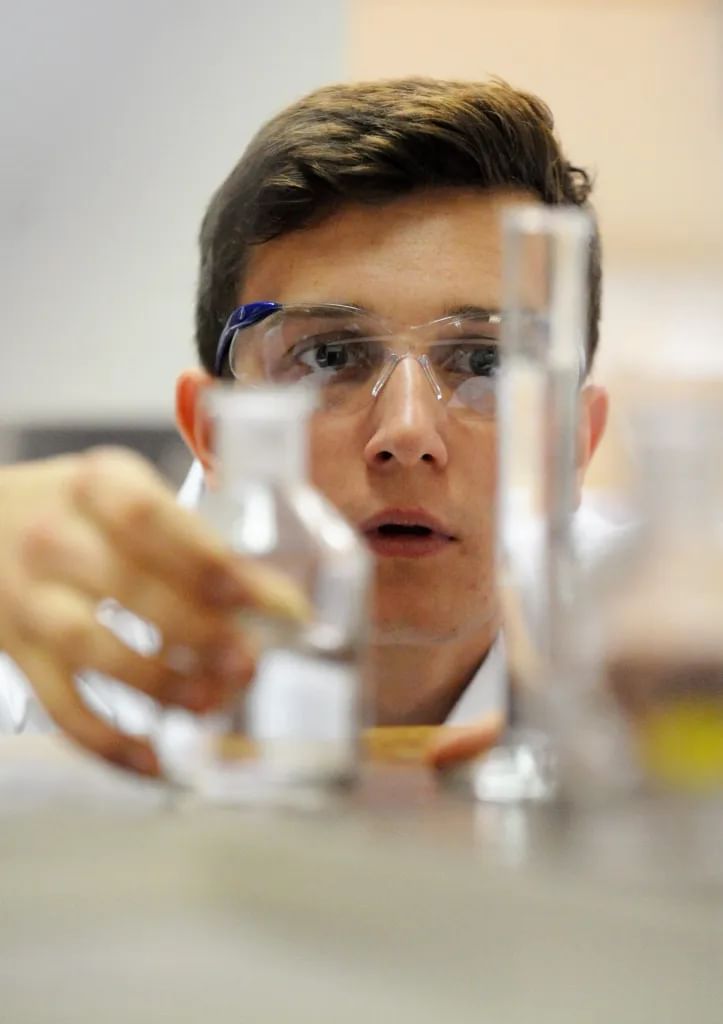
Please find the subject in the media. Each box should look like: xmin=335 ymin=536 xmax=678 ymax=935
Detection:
xmin=242 ymin=564 xmax=311 ymax=623
xmin=205 ymin=562 xmax=311 ymax=623
xmin=260 ymin=583 xmax=311 ymax=623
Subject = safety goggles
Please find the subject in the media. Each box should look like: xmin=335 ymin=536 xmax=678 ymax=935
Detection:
xmin=214 ymin=302 xmax=505 ymax=419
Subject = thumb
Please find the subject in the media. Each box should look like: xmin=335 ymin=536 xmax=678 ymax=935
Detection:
xmin=425 ymin=712 xmax=504 ymax=771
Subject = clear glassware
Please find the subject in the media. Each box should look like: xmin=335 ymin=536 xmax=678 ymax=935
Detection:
xmin=155 ymin=384 xmax=371 ymax=804
xmin=558 ymin=380 xmax=723 ymax=802
xmin=450 ymin=204 xmax=593 ymax=803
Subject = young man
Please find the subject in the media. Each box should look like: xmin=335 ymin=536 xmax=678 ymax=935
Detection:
xmin=0 ymin=78 xmax=608 ymax=774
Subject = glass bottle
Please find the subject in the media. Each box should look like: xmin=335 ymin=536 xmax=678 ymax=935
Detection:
xmin=155 ymin=384 xmax=371 ymax=804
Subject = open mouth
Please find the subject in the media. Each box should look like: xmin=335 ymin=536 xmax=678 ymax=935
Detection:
xmin=375 ymin=523 xmax=435 ymax=538
xmin=360 ymin=510 xmax=456 ymax=558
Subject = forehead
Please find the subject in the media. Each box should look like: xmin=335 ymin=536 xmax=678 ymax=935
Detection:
xmin=240 ymin=187 xmax=538 ymax=322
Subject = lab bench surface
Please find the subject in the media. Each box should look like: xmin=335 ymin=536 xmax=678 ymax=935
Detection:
xmin=0 ymin=735 xmax=721 ymax=1023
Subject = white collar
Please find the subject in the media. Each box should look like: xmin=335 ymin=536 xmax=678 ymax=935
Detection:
xmin=444 ymin=635 xmax=505 ymax=724
xmin=177 ymin=458 xmax=205 ymax=508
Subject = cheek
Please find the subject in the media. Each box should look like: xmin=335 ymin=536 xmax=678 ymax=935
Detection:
xmin=452 ymin=427 xmax=498 ymax=575
xmin=307 ymin=417 xmax=357 ymax=500
xmin=457 ymin=424 xmax=498 ymax=508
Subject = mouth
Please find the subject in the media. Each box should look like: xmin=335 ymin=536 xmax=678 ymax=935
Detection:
xmin=360 ymin=508 xmax=456 ymax=558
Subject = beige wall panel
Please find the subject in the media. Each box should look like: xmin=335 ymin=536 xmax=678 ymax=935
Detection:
xmin=348 ymin=0 xmax=722 ymax=265
xmin=348 ymin=0 xmax=723 ymax=492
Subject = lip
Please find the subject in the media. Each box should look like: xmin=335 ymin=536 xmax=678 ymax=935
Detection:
xmin=359 ymin=507 xmax=457 ymax=559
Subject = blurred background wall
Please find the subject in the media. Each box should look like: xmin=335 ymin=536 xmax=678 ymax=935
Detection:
xmin=1 ymin=0 xmax=721 ymax=492
xmin=347 ymin=0 xmax=723 ymax=494
xmin=0 ymin=0 xmax=345 ymax=477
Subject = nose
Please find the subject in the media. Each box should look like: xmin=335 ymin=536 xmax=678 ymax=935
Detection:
xmin=364 ymin=355 xmax=449 ymax=469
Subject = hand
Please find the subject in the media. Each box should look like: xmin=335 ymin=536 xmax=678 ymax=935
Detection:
xmin=0 ymin=449 xmax=307 ymax=776
xmin=425 ymin=713 xmax=504 ymax=770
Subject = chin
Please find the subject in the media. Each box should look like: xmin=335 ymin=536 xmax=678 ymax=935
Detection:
xmin=371 ymin=599 xmax=472 ymax=646
xmin=370 ymin=622 xmax=463 ymax=646
xmin=371 ymin=574 xmax=496 ymax=646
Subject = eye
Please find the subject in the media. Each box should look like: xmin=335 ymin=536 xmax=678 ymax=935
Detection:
xmin=468 ymin=344 xmax=498 ymax=376
xmin=296 ymin=338 xmax=376 ymax=373
xmin=435 ymin=343 xmax=499 ymax=377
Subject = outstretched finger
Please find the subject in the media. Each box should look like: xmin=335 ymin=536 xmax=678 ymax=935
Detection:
xmin=425 ymin=713 xmax=504 ymax=771
xmin=11 ymin=643 xmax=159 ymax=777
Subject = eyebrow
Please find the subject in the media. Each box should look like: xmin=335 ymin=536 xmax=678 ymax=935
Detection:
xmin=324 ymin=302 xmax=501 ymax=320
xmin=438 ymin=304 xmax=501 ymax=320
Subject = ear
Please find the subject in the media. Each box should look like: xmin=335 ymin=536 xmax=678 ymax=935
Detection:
xmin=175 ymin=369 xmax=216 ymax=474
xmin=576 ymin=384 xmax=609 ymax=496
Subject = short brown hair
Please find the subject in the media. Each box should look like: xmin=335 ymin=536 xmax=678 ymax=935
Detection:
xmin=196 ymin=77 xmax=601 ymax=373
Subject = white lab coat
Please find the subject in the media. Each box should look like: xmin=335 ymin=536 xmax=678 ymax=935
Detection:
xmin=0 ymin=460 xmax=623 ymax=734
